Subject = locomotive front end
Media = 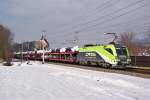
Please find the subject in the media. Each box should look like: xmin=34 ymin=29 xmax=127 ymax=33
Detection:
xmin=115 ymin=45 xmax=131 ymax=67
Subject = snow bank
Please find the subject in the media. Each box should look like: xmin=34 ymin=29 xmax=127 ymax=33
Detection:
xmin=0 ymin=61 xmax=150 ymax=100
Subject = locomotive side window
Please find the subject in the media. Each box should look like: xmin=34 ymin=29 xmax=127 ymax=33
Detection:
xmin=105 ymin=48 xmax=113 ymax=55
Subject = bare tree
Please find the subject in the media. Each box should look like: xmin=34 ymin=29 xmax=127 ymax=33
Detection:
xmin=0 ymin=24 xmax=13 ymax=65
xmin=119 ymin=32 xmax=138 ymax=56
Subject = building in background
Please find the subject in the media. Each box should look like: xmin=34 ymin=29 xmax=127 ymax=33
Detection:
xmin=13 ymin=41 xmax=37 ymax=52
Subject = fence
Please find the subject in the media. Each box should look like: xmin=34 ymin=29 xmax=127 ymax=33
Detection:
xmin=130 ymin=56 xmax=150 ymax=67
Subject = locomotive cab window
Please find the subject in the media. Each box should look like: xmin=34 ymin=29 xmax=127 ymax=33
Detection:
xmin=116 ymin=48 xmax=127 ymax=56
xmin=105 ymin=48 xmax=113 ymax=55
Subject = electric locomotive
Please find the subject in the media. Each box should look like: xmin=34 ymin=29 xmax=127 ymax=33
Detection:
xmin=77 ymin=44 xmax=131 ymax=68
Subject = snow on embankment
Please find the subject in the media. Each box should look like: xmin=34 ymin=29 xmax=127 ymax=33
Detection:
xmin=0 ymin=62 xmax=150 ymax=100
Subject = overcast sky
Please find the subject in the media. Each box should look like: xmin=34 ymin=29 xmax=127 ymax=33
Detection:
xmin=0 ymin=0 xmax=150 ymax=48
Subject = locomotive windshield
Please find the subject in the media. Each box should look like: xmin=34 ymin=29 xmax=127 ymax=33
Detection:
xmin=116 ymin=47 xmax=127 ymax=56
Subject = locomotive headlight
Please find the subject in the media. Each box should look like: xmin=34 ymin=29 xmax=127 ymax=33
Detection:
xmin=112 ymin=59 xmax=117 ymax=63
xmin=127 ymin=58 xmax=131 ymax=62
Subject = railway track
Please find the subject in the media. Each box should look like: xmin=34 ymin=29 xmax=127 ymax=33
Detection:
xmin=14 ymin=59 xmax=150 ymax=78
xmin=125 ymin=67 xmax=150 ymax=75
xmin=47 ymin=62 xmax=150 ymax=79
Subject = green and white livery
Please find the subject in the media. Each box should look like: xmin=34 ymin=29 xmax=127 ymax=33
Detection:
xmin=77 ymin=44 xmax=131 ymax=68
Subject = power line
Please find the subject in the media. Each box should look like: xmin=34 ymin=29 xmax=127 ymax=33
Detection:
xmin=68 ymin=0 xmax=143 ymax=30
xmin=78 ymin=0 xmax=120 ymax=20
xmin=49 ymin=0 xmax=145 ymax=38
xmin=49 ymin=16 xmax=150 ymax=41
xmin=49 ymin=0 xmax=119 ymax=35
xmin=76 ymin=0 xmax=145 ymax=31
xmin=49 ymin=21 xmax=150 ymax=44
xmin=48 ymin=0 xmax=150 ymax=46
xmin=83 ymin=14 xmax=150 ymax=32
xmin=78 ymin=0 xmax=150 ymax=32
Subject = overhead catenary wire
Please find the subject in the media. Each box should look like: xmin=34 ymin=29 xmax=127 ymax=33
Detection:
xmin=48 ymin=0 xmax=150 ymax=47
xmin=65 ymin=0 xmax=114 ymax=23
xmin=58 ymin=2 xmax=150 ymax=37
xmin=49 ymin=0 xmax=121 ymax=36
xmin=71 ymin=0 xmax=144 ymax=30
xmin=54 ymin=22 xmax=150 ymax=42
xmin=81 ymin=14 xmax=150 ymax=32
xmin=77 ymin=0 xmax=148 ymax=32
xmin=50 ymin=15 xmax=150 ymax=45
xmin=49 ymin=0 xmax=147 ymax=38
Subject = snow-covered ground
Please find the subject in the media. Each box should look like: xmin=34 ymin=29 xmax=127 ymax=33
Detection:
xmin=0 ymin=62 xmax=150 ymax=100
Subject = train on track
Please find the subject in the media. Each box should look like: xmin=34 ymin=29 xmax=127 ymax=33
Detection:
xmin=14 ymin=43 xmax=131 ymax=68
